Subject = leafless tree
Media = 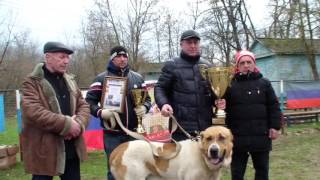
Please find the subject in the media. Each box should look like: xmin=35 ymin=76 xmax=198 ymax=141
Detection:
xmin=92 ymin=0 xmax=159 ymax=71
xmin=81 ymin=11 xmax=118 ymax=76
xmin=153 ymin=15 xmax=162 ymax=62
xmin=158 ymin=9 xmax=183 ymax=61
xmin=0 ymin=31 xmax=41 ymax=90
xmin=187 ymin=0 xmax=207 ymax=30
xmin=298 ymin=0 xmax=319 ymax=80
xmin=0 ymin=6 xmax=15 ymax=66
xmin=267 ymin=0 xmax=319 ymax=79
xmin=202 ymin=0 xmax=255 ymax=65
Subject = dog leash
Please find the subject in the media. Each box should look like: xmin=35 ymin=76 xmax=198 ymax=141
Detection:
xmin=102 ymin=110 xmax=199 ymax=141
xmin=168 ymin=114 xmax=200 ymax=141
xmin=109 ymin=112 xmax=182 ymax=160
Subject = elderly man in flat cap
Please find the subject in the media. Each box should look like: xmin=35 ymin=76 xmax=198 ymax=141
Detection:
xmin=155 ymin=30 xmax=225 ymax=141
xmin=21 ymin=41 xmax=90 ymax=180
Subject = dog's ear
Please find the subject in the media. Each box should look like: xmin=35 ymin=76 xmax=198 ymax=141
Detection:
xmin=198 ymin=132 xmax=205 ymax=148
xmin=200 ymin=132 xmax=204 ymax=140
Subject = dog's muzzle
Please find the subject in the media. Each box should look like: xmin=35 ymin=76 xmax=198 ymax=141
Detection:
xmin=208 ymin=144 xmax=225 ymax=165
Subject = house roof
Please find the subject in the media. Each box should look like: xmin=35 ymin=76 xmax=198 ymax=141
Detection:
xmin=255 ymin=38 xmax=320 ymax=54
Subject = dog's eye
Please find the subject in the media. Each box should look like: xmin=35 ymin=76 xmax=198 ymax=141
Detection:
xmin=218 ymin=134 xmax=226 ymax=141
xmin=206 ymin=136 xmax=212 ymax=141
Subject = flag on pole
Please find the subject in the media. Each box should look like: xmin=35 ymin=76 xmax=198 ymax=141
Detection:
xmin=83 ymin=116 xmax=104 ymax=151
xmin=81 ymin=90 xmax=104 ymax=151
xmin=286 ymin=81 xmax=320 ymax=109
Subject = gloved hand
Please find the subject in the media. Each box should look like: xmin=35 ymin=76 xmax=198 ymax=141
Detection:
xmin=100 ymin=109 xmax=115 ymax=120
xmin=100 ymin=109 xmax=116 ymax=129
xmin=134 ymin=105 xmax=147 ymax=117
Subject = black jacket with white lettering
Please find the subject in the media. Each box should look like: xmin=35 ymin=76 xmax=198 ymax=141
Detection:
xmin=225 ymin=72 xmax=281 ymax=151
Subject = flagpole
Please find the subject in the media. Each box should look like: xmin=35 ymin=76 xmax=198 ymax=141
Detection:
xmin=280 ymin=80 xmax=285 ymax=112
xmin=16 ymin=90 xmax=22 ymax=133
xmin=0 ymin=94 xmax=5 ymax=132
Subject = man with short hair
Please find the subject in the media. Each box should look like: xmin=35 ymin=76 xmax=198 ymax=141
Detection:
xmin=155 ymin=30 xmax=223 ymax=140
xmin=85 ymin=45 xmax=151 ymax=180
xmin=21 ymin=41 xmax=90 ymax=180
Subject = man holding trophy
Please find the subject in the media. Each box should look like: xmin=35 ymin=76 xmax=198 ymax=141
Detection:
xmin=155 ymin=30 xmax=225 ymax=141
xmin=224 ymin=50 xmax=281 ymax=180
xmin=85 ymin=46 xmax=151 ymax=180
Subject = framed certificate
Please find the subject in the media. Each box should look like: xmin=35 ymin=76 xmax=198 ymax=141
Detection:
xmin=101 ymin=76 xmax=128 ymax=113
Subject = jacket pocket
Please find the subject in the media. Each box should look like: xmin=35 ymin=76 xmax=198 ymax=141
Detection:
xmin=37 ymin=134 xmax=50 ymax=158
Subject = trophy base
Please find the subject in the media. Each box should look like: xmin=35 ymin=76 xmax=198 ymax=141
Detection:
xmin=136 ymin=125 xmax=146 ymax=134
xmin=212 ymin=118 xmax=226 ymax=126
xmin=216 ymin=109 xmax=226 ymax=118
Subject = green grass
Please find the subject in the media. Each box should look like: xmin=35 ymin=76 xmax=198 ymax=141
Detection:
xmin=0 ymin=117 xmax=106 ymax=180
xmin=1 ymin=117 xmax=320 ymax=179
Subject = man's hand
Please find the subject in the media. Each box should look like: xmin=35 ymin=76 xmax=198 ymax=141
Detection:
xmin=215 ymin=99 xmax=226 ymax=109
xmin=269 ymin=128 xmax=279 ymax=140
xmin=161 ymin=104 xmax=173 ymax=117
xmin=65 ymin=115 xmax=81 ymax=140
xmin=100 ymin=109 xmax=115 ymax=120
xmin=134 ymin=105 xmax=147 ymax=117
xmin=100 ymin=109 xmax=116 ymax=129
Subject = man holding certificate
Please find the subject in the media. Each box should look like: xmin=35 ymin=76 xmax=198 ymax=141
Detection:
xmin=85 ymin=45 xmax=151 ymax=180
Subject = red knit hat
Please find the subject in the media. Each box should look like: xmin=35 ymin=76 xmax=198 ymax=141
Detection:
xmin=235 ymin=50 xmax=255 ymax=64
xmin=234 ymin=50 xmax=259 ymax=73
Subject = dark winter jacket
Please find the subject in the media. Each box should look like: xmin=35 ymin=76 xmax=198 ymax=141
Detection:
xmin=225 ymin=72 xmax=281 ymax=152
xmin=155 ymin=52 xmax=216 ymax=134
xmin=85 ymin=61 xmax=151 ymax=132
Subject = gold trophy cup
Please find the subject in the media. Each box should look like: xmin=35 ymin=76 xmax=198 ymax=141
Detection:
xmin=200 ymin=66 xmax=234 ymax=125
xmin=131 ymin=88 xmax=148 ymax=134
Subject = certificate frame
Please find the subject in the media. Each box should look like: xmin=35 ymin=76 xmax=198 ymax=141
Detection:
xmin=101 ymin=76 xmax=128 ymax=113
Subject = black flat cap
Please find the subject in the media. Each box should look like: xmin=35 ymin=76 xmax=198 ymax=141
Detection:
xmin=180 ymin=30 xmax=201 ymax=41
xmin=43 ymin=41 xmax=74 ymax=54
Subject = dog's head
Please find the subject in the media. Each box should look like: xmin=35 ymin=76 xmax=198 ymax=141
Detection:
xmin=199 ymin=126 xmax=233 ymax=170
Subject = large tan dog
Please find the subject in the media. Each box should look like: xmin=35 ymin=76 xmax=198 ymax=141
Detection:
xmin=109 ymin=126 xmax=233 ymax=180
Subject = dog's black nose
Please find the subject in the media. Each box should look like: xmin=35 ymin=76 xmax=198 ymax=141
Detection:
xmin=210 ymin=147 xmax=219 ymax=158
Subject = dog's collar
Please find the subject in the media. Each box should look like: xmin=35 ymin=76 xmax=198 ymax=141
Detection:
xmin=191 ymin=134 xmax=201 ymax=141
xmin=188 ymin=131 xmax=201 ymax=141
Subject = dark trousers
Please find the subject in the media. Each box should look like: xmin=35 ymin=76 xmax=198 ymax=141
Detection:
xmin=104 ymin=132 xmax=135 ymax=180
xmin=32 ymin=157 xmax=80 ymax=180
xmin=231 ymin=150 xmax=270 ymax=180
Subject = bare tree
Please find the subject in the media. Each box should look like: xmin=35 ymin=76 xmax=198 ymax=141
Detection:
xmin=158 ymin=9 xmax=183 ymax=61
xmin=266 ymin=0 xmax=319 ymax=80
xmin=165 ymin=13 xmax=175 ymax=59
xmin=0 ymin=6 xmax=15 ymax=66
xmin=201 ymin=0 xmax=255 ymax=65
xmin=0 ymin=31 xmax=41 ymax=90
xmin=92 ymin=0 xmax=159 ymax=71
xmin=298 ymin=0 xmax=319 ymax=79
xmin=187 ymin=0 xmax=207 ymax=30
xmin=81 ymin=11 xmax=117 ymax=76
xmin=153 ymin=15 xmax=162 ymax=62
